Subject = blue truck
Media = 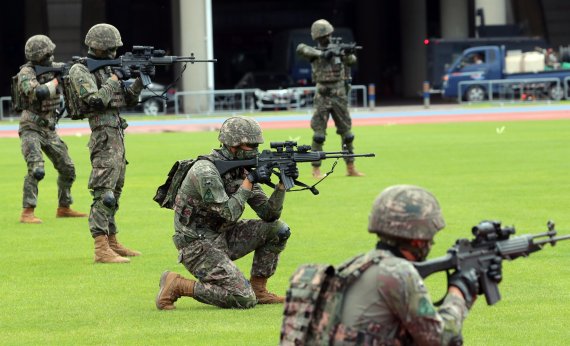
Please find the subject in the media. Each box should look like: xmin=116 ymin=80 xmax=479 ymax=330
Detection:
xmin=442 ymin=45 xmax=570 ymax=101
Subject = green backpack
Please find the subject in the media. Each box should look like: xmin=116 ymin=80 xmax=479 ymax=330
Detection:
xmin=280 ymin=253 xmax=383 ymax=346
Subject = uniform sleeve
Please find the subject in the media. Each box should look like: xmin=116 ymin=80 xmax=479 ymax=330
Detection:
xmin=124 ymin=77 xmax=143 ymax=106
xmin=18 ymin=67 xmax=40 ymax=99
xmin=344 ymin=53 xmax=357 ymax=66
xmin=68 ymin=64 xmax=121 ymax=110
xmin=190 ymin=161 xmax=253 ymax=222
xmin=377 ymin=259 xmax=467 ymax=346
xmin=297 ymin=43 xmax=322 ymax=60
xmin=248 ymin=184 xmax=285 ymax=222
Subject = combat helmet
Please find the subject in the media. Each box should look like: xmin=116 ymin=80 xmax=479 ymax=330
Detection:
xmin=218 ymin=116 xmax=264 ymax=147
xmin=311 ymin=19 xmax=334 ymax=40
xmin=25 ymin=35 xmax=56 ymax=62
xmin=85 ymin=23 xmax=123 ymax=50
xmin=368 ymin=185 xmax=445 ymax=240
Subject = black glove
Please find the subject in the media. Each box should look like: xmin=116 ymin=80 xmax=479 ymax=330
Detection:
xmin=322 ymin=50 xmax=335 ymax=60
xmin=487 ymin=256 xmax=503 ymax=284
xmin=113 ymin=67 xmax=131 ymax=80
xmin=283 ymin=163 xmax=299 ymax=180
xmin=449 ymin=268 xmax=479 ymax=309
xmin=140 ymin=64 xmax=156 ymax=78
xmin=247 ymin=165 xmax=272 ymax=184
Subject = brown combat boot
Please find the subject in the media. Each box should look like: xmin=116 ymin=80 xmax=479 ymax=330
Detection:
xmin=156 ymin=271 xmax=196 ymax=310
xmin=94 ymin=235 xmax=130 ymax=263
xmin=108 ymin=234 xmax=141 ymax=257
xmin=250 ymin=276 xmax=285 ymax=304
xmin=56 ymin=207 xmax=87 ymax=218
xmin=20 ymin=208 xmax=42 ymax=224
xmin=312 ymin=166 xmax=324 ymax=179
xmin=346 ymin=163 xmax=365 ymax=177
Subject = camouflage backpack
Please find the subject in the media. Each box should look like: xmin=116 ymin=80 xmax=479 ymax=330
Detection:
xmin=10 ymin=74 xmax=24 ymax=112
xmin=153 ymin=156 xmax=213 ymax=209
xmin=280 ymin=253 xmax=384 ymax=346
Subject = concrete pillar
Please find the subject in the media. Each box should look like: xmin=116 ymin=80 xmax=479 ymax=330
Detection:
xmin=440 ymin=0 xmax=469 ymax=38
xmin=399 ymin=0 xmax=427 ymax=98
xmin=178 ymin=0 xmax=215 ymax=114
xmin=475 ymin=0 xmax=508 ymax=25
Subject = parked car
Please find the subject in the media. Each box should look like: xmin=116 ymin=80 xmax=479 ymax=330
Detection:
xmin=123 ymin=79 xmax=176 ymax=115
xmin=235 ymin=72 xmax=305 ymax=110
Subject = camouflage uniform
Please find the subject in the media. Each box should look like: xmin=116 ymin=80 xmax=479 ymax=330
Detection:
xmin=172 ymin=146 xmax=289 ymax=308
xmin=67 ymin=25 xmax=143 ymax=239
xmin=17 ymin=36 xmax=77 ymax=211
xmin=296 ymin=19 xmax=358 ymax=168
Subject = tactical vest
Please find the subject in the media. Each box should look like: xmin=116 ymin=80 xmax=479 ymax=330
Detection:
xmin=311 ymin=56 xmax=345 ymax=83
xmin=64 ymin=60 xmax=127 ymax=120
xmin=281 ymin=253 xmax=393 ymax=346
xmin=12 ymin=64 xmax=61 ymax=116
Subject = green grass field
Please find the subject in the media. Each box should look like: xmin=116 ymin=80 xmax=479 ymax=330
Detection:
xmin=1 ymin=118 xmax=569 ymax=345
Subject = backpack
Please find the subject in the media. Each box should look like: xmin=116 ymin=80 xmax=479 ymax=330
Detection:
xmin=10 ymin=74 xmax=24 ymax=113
xmin=280 ymin=254 xmax=383 ymax=346
xmin=153 ymin=158 xmax=198 ymax=209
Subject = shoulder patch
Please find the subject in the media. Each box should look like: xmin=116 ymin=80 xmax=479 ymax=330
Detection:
xmin=79 ymin=85 xmax=88 ymax=96
xmin=417 ymin=296 xmax=436 ymax=316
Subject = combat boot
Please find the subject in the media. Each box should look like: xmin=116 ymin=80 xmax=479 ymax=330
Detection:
xmin=108 ymin=234 xmax=141 ymax=257
xmin=94 ymin=235 xmax=130 ymax=263
xmin=250 ymin=276 xmax=285 ymax=304
xmin=156 ymin=271 xmax=196 ymax=310
xmin=312 ymin=166 xmax=324 ymax=179
xmin=346 ymin=163 xmax=365 ymax=177
xmin=56 ymin=207 xmax=87 ymax=218
xmin=20 ymin=208 xmax=42 ymax=224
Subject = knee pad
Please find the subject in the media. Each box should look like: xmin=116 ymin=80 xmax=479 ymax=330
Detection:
xmin=32 ymin=167 xmax=45 ymax=181
xmin=312 ymin=134 xmax=326 ymax=144
xmin=102 ymin=190 xmax=116 ymax=208
xmin=342 ymin=132 xmax=355 ymax=144
xmin=276 ymin=222 xmax=291 ymax=243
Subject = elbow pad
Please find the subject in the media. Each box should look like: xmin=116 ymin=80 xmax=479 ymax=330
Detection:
xmin=35 ymin=85 xmax=50 ymax=100
xmin=88 ymin=98 xmax=106 ymax=111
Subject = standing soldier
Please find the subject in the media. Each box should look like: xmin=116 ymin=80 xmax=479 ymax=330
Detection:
xmin=16 ymin=35 xmax=87 ymax=223
xmin=297 ymin=19 xmax=364 ymax=178
xmin=155 ymin=116 xmax=293 ymax=310
xmin=67 ymin=23 xmax=151 ymax=263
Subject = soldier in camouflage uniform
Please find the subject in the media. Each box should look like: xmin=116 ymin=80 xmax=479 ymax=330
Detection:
xmin=307 ymin=185 xmax=502 ymax=345
xmin=17 ymin=35 xmax=87 ymax=224
xmin=156 ymin=116 xmax=293 ymax=310
xmin=297 ymin=19 xmax=364 ymax=178
xmin=67 ymin=24 xmax=150 ymax=263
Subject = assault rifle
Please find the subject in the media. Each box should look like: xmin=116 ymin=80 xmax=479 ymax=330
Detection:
xmin=213 ymin=141 xmax=375 ymax=195
xmin=414 ymin=220 xmax=570 ymax=305
xmin=35 ymin=46 xmax=216 ymax=87
xmin=81 ymin=45 xmax=216 ymax=87
xmin=321 ymin=36 xmax=362 ymax=57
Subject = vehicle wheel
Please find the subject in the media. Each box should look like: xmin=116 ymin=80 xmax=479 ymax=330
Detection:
xmin=143 ymin=99 xmax=161 ymax=115
xmin=465 ymin=85 xmax=486 ymax=102
xmin=548 ymin=84 xmax=564 ymax=101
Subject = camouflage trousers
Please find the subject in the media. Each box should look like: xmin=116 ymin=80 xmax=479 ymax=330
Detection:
xmin=311 ymin=83 xmax=355 ymax=167
xmin=19 ymin=128 xmax=76 ymax=208
xmin=175 ymin=219 xmax=290 ymax=308
xmin=87 ymin=126 xmax=126 ymax=238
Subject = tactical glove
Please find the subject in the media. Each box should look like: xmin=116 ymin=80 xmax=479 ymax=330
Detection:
xmin=322 ymin=50 xmax=335 ymax=60
xmin=113 ymin=67 xmax=131 ymax=80
xmin=140 ymin=64 xmax=156 ymax=78
xmin=283 ymin=162 xmax=299 ymax=180
xmin=449 ymin=268 xmax=479 ymax=309
xmin=247 ymin=165 xmax=272 ymax=184
xmin=487 ymin=256 xmax=503 ymax=284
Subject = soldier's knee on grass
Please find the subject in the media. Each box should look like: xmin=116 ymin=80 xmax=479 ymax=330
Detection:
xmin=267 ymin=220 xmax=291 ymax=253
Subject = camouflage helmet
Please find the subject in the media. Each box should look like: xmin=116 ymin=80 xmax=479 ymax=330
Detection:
xmin=85 ymin=23 xmax=123 ymax=50
xmin=218 ymin=116 xmax=264 ymax=147
xmin=25 ymin=35 xmax=56 ymax=62
xmin=311 ymin=19 xmax=334 ymax=40
xmin=368 ymin=185 xmax=445 ymax=240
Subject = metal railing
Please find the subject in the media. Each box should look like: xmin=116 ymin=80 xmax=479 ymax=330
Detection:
xmin=1 ymin=85 xmax=369 ymax=118
xmin=458 ymin=78 xmax=564 ymax=103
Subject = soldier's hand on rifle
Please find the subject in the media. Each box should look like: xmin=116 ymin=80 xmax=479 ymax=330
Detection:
xmin=140 ymin=64 xmax=156 ymax=78
xmin=282 ymin=162 xmax=299 ymax=180
xmin=113 ymin=67 xmax=131 ymax=80
xmin=487 ymin=256 xmax=503 ymax=284
xmin=246 ymin=165 xmax=272 ymax=184
xmin=449 ymin=268 xmax=479 ymax=309
xmin=322 ymin=50 xmax=335 ymax=60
